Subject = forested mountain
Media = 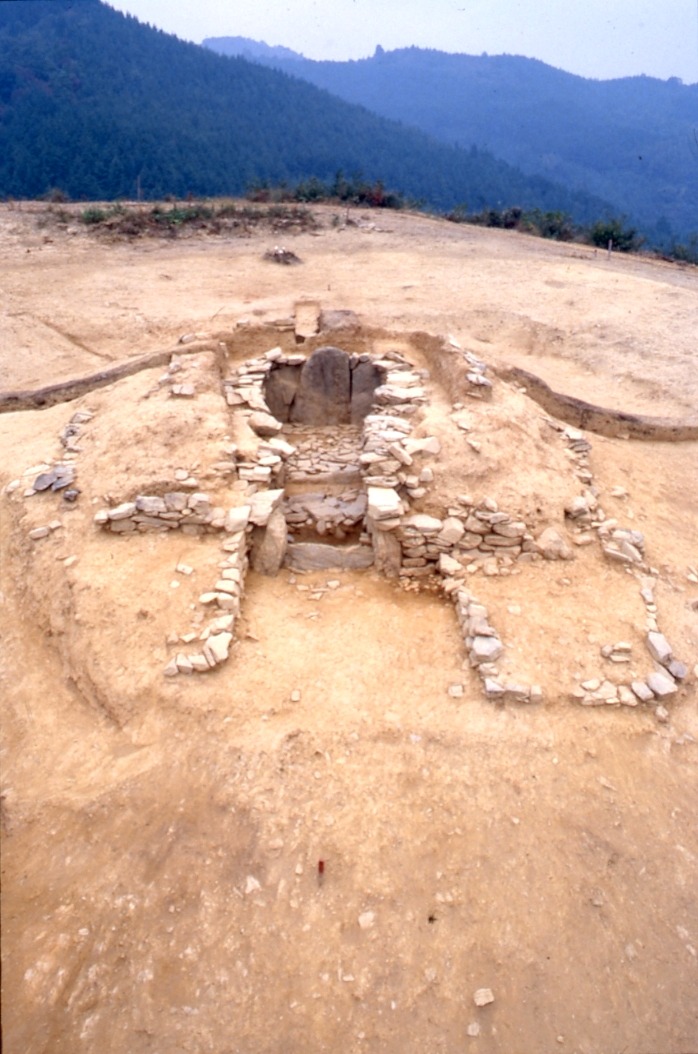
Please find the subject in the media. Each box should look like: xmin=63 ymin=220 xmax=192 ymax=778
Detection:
xmin=0 ymin=1 xmax=613 ymax=223
xmin=205 ymin=42 xmax=698 ymax=243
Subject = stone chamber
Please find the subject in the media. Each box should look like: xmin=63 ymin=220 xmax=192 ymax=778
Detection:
xmin=8 ymin=302 xmax=692 ymax=710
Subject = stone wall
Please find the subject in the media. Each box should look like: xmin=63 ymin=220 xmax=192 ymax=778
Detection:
xmin=11 ymin=308 xmax=688 ymax=706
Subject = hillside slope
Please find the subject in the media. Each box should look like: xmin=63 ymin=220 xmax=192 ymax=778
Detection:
xmin=0 ymin=1 xmax=611 ymax=222
xmin=205 ymin=42 xmax=698 ymax=243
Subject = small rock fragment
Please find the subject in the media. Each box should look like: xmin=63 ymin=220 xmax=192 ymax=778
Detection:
xmin=163 ymin=658 xmax=179 ymax=677
xmin=667 ymin=659 xmax=688 ymax=682
xmin=646 ymin=632 xmax=672 ymax=666
xmin=470 ymin=635 xmax=504 ymax=664
xmin=631 ymin=680 xmax=654 ymax=703
xmin=473 ymin=988 xmax=495 ymax=1007
xmin=646 ymin=670 xmax=677 ymax=698
xmin=536 ymin=526 xmax=573 ymax=561
xmin=175 ymin=653 xmax=193 ymax=675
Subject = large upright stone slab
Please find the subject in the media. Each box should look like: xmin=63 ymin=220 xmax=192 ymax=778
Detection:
xmin=251 ymin=507 xmax=287 ymax=576
xmin=290 ymin=347 xmax=351 ymax=425
xmin=350 ymin=359 xmax=382 ymax=423
xmin=285 ymin=542 xmax=374 ymax=571
xmin=264 ymin=365 xmax=301 ymax=422
xmin=369 ymin=522 xmax=402 ymax=577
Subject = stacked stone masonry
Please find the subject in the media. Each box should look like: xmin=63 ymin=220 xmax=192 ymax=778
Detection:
xmin=88 ymin=338 xmax=692 ymax=696
xmin=9 ymin=312 xmax=691 ymax=709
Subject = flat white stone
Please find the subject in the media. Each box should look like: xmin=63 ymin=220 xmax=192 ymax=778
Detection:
xmin=203 ymin=631 xmax=233 ymax=667
xmin=189 ymin=654 xmax=211 ymax=673
xmin=175 ymin=653 xmax=193 ymax=674
xmin=215 ymin=594 xmax=240 ymax=612
xmin=473 ymin=988 xmax=495 ymax=1007
xmin=403 ymin=436 xmax=441 ymax=456
xmin=367 ymin=486 xmax=402 ymax=521
xmin=618 ymin=686 xmax=638 ymax=707
xmin=108 ymin=502 xmax=137 ymax=520
xmin=249 ymin=411 xmax=282 ymax=437
xmin=267 ymin=437 xmax=297 ymax=458
xmin=439 ymin=553 xmax=463 ymax=577
xmin=438 ymin=517 xmax=465 ymax=545
xmin=214 ymin=580 xmax=240 ymax=595
xmin=403 ymin=513 xmax=442 ymax=534
xmin=163 ymin=658 xmax=179 ymax=677
xmin=224 ymin=505 xmax=251 ymax=533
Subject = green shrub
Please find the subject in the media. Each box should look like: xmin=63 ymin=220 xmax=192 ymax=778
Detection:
xmin=590 ymin=217 xmax=642 ymax=252
xmin=668 ymin=234 xmax=698 ymax=264
xmin=525 ymin=209 xmax=575 ymax=240
xmin=80 ymin=207 xmax=109 ymax=224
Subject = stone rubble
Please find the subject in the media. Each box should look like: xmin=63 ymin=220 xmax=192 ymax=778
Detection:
xmin=446 ymin=584 xmax=542 ymax=704
xmin=445 ymin=336 xmax=493 ymax=401
xmin=15 ymin=409 xmax=93 ymax=507
xmin=570 ymin=578 xmax=688 ymax=709
xmin=10 ymin=411 xmax=96 ymax=542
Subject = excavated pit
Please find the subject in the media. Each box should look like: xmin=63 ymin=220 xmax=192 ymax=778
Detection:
xmin=263 ymin=348 xmax=381 ymax=563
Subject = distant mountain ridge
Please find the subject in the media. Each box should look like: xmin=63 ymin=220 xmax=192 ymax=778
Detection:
xmin=202 ymin=36 xmax=304 ymax=62
xmin=203 ymin=40 xmax=698 ymax=242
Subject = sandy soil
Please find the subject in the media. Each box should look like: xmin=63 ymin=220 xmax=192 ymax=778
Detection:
xmin=1 ymin=202 xmax=697 ymax=1054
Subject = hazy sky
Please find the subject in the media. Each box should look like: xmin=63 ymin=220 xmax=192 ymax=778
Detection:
xmin=106 ymin=0 xmax=698 ymax=83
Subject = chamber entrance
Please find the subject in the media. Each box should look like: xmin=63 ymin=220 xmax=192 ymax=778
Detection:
xmin=263 ymin=346 xmax=382 ymax=426
xmin=264 ymin=348 xmax=381 ymax=569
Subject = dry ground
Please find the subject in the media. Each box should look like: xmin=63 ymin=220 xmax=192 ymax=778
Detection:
xmin=1 ymin=202 xmax=697 ymax=1054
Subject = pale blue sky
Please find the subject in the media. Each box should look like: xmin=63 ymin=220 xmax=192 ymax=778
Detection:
xmin=107 ymin=0 xmax=698 ymax=82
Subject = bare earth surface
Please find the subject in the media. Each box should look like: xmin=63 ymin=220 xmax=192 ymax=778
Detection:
xmin=1 ymin=203 xmax=697 ymax=1054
